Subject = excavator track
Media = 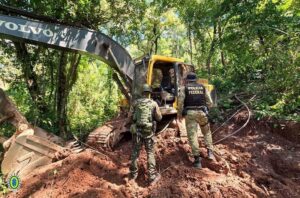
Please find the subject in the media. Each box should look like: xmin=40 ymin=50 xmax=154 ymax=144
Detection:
xmin=87 ymin=116 xmax=130 ymax=150
xmin=87 ymin=114 xmax=176 ymax=149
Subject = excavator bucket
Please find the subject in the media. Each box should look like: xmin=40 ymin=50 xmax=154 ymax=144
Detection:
xmin=0 ymin=87 xmax=82 ymax=179
xmin=1 ymin=128 xmax=72 ymax=179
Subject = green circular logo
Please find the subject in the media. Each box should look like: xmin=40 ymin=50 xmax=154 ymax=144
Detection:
xmin=8 ymin=175 xmax=21 ymax=190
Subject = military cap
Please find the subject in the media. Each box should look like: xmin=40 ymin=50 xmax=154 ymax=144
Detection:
xmin=186 ymin=72 xmax=197 ymax=82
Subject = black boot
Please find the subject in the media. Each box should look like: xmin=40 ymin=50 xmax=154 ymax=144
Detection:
xmin=207 ymin=149 xmax=216 ymax=161
xmin=193 ymin=156 xmax=202 ymax=169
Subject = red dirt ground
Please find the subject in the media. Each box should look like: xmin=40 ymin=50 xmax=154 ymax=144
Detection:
xmin=7 ymin=112 xmax=300 ymax=198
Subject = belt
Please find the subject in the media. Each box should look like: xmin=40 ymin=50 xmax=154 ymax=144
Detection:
xmin=185 ymin=106 xmax=206 ymax=111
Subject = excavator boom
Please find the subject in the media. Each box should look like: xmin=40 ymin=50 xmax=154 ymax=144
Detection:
xmin=0 ymin=14 xmax=134 ymax=88
xmin=0 ymin=8 xmax=137 ymax=178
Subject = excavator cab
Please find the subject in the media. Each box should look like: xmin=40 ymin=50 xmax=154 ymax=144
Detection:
xmin=133 ymin=55 xmax=216 ymax=117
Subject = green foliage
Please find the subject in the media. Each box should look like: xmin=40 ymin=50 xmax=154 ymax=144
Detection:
xmin=67 ymin=57 xmax=121 ymax=138
xmin=208 ymin=107 xmax=225 ymax=124
xmin=175 ymin=0 xmax=300 ymax=121
xmin=0 ymin=0 xmax=299 ymax=142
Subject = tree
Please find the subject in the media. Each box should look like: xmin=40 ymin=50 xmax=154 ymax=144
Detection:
xmin=0 ymin=0 xmax=149 ymax=137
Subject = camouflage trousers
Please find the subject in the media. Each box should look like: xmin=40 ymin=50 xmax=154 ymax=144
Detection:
xmin=130 ymin=133 xmax=157 ymax=180
xmin=185 ymin=110 xmax=213 ymax=156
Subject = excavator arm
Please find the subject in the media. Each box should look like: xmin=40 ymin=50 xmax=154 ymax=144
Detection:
xmin=0 ymin=6 xmax=136 ymax=178
xmin=0 ymin=11 xmax=134 ymax=91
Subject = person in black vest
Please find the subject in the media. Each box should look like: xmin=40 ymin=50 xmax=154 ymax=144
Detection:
xmin=178 ymin=72 xmax=215 ymax=168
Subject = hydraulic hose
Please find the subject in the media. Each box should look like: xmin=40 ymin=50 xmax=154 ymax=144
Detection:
xmin=213 ymin=94 xmax=253 ymax=144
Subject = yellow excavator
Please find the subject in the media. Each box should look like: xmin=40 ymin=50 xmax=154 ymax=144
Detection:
xmin=87 ymin=55 xmax=216 ymax=149
xmin=0 ymin=5 xmax=216 ymax=178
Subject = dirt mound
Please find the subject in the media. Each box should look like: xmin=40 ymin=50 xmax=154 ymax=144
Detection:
xmin=7 ymin=116 xmax=300 ymax=198
xmin=261 ymin=120 xmax=300 ymax=144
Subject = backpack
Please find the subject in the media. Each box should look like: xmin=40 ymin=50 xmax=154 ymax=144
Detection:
xmin=134 ymin=99 xmax=153 ymax=132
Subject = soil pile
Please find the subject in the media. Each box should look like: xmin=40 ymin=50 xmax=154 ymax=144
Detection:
xmin=8 ymin=113 xmax=300 ymax=198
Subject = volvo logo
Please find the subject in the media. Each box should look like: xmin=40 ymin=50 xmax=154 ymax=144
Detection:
xmin=0 ymin=20 xmax=54 ymax=37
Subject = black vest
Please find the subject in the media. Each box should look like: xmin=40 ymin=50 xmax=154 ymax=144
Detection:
xmin=184 ymin=83 xmax=206 ymax=107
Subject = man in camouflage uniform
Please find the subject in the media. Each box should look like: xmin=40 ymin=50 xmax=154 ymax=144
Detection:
xmin=129 ymin=84 xmax=162 ymax=183
xmin=178 ymin=72 xmax=215 ymax=168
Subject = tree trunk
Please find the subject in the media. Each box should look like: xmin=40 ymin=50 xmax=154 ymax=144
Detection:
xmin=56 ymin=52 xmax=80 ymax=139
xmin=49 ymin=55 xmax=55 ymax=104
xmin=217 ymin=20 xmax=226 ymax=67
xmin=206 ymin=23 xmax=217 ymax=76
xmin=154 ymin=24 xmax=159 ymax=54
xmin=188 ymin=24 xmax=193 ymax=64
xmin=104 ymin=69 xmax=114 ymax=113
xmin=67 ymin=53 xmax=81 ymax=94
xmin=13 ymin=42 xmax=49 ymax=114
xmin=150 ymin=23 xmax=160 ymax=55
xmin=56 ymin=52 xmax=68 ymax=138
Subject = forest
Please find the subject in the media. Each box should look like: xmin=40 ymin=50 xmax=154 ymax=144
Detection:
xmin=0 ymin=0 xmax=299 ymax=197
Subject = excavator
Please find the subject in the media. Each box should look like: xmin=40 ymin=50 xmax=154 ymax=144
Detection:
xmin=0 ymin=5 xmax=216 ymax=179
xmin=87 ymin=55 xmax=216 ymax=149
